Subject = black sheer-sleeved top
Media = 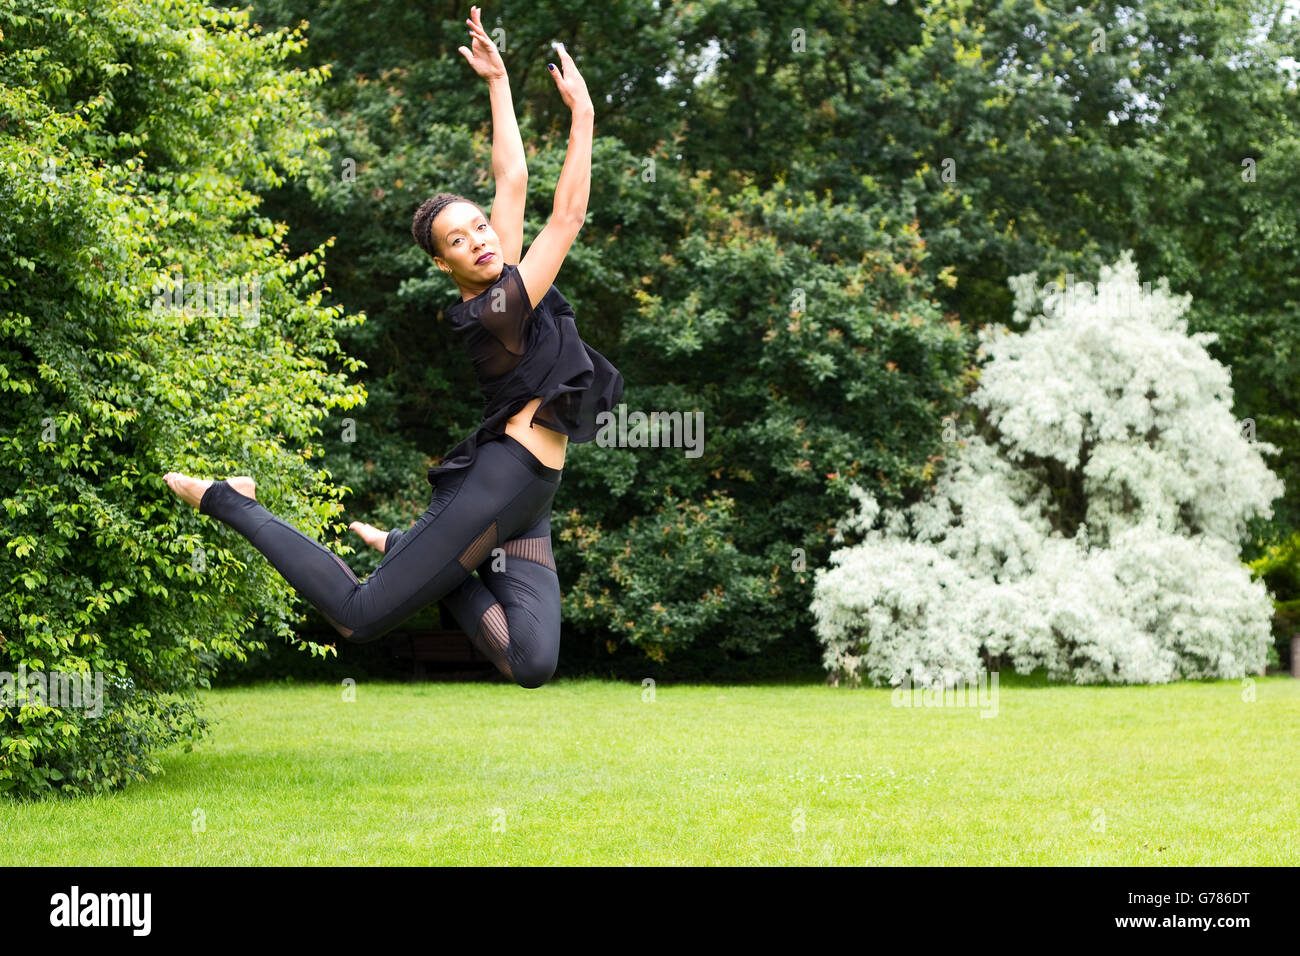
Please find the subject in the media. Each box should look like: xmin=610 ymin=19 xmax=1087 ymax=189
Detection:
xmin=427 ymin=262 xmax=624 ymax=487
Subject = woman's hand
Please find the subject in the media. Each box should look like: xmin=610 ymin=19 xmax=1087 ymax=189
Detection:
xmin=547 ymin=42 xmax=593 ymax=114
xmin=458 ymin=5 xmax=506 ymax=82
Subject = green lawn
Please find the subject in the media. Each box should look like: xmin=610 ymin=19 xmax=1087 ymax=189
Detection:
xmin=4 ymin=674 xmax=1297 ymax=865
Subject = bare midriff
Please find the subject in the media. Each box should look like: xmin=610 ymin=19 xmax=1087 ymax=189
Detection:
xmin=504 ymin=396 xmax=568 ymax=470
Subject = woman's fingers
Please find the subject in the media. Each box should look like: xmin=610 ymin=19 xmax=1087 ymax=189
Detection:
xmin=548 ymin=54 xmax=566 ymax=84
xmin=555 ymin=43 xmax=584 ymax=84
xmin=466 ymin=5 xmax=490 ymax=43
xmin=552 ymin=42 xmax=573 ymax=78
xmin=465 ymin=10 xmax=502 ymax=61
xmin=549 ymin=65 xmax=571 ymax=103
xmin=468 ymin=6 xmax=497 ymax=49
xmin=550 ymin=44 xmax=572 ymax=84
xmin=551 ymin=42 xmax=590 ymax=106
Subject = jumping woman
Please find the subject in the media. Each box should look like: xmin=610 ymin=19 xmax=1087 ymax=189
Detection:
xmin=164 ymin=6 xmax=622 ymax=689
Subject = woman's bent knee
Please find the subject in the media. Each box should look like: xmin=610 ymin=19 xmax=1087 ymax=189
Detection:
xmin=511 ymin=653 xmax=557 ymax=689
xmin=343 ymin=615 xmax=398 ymax=645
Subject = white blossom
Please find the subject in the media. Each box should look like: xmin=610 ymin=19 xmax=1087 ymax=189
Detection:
xmin=813 ymin=252 xmax=1283 ymax=685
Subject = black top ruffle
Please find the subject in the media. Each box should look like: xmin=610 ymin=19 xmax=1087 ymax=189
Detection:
xmin=427 ymin=262 xmax=624 ymax=486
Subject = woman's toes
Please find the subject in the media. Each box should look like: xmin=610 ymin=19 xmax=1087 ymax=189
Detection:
xmin=164 ymin=473 xmax=211 ymax=509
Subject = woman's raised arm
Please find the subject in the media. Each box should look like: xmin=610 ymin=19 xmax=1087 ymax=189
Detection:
xmin=516 ymin=42 xmax=593 ymax=310
xmin=459 ymin=5 xmax=527 ymax=263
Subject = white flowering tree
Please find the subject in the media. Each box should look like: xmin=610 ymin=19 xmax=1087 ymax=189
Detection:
xmin=811 ymin=252 xmax=1285 ymax=687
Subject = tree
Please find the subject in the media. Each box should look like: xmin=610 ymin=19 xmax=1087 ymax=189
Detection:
xmin=812 ymin=253 xmax=1283 ymax=686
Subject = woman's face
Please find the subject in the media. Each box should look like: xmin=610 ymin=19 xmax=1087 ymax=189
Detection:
xmin=432 ymin=201 xmax=502 ymax=293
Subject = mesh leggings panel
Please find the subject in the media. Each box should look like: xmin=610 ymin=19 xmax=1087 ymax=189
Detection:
xmin=458 ymin=520 xmax=498 ymax=571
xmin=467 ymin=606 xmax=506 ymax=681
xmin=465 ymin=534 xmax=553 ymax=678
xmin=473 ymin=603 xmax=513 ymax=680
xmin=441 ymin=529 xmax=561 ymax=688
xmin=501 ymin=535 xmax=555 ymax=571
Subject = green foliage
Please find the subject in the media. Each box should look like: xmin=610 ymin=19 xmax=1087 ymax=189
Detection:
xmin=1247 ymin=533 xmax=1300 ymax=670
xmin=0 ymin=0 xmax=365 ymax=798
xmin=556 ymin=177 xmax=971 ymax=661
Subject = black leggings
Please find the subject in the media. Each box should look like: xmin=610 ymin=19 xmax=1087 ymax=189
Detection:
xmin=199 ymin=433 xmax=564 ymax=688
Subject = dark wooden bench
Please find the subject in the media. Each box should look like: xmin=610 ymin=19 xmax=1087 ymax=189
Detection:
xmin=386 ymin=628 xmax=494 ymax=679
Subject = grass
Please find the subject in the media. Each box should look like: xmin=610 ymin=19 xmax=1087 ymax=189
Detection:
xmin=3 ymin=673 xmax=1297 ymax=865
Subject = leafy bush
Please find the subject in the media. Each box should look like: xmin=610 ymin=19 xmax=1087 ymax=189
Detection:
xmin=0 ymin=0 xmax=364 ymax=798
xmin=813 ymin=253 xmax=1284 ymax=686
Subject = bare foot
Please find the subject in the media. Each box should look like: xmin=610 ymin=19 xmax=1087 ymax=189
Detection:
xmin=164 ymin=473 xmax=256 ymax=509
xmin=349 ymin=521 xmax=388 ymax=553
xmin=227 ymin=476 xmax=256 ymax=499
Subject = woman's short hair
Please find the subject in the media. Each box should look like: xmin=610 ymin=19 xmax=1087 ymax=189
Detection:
xmin=412 ymin=193 xmax=486 ymax=260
